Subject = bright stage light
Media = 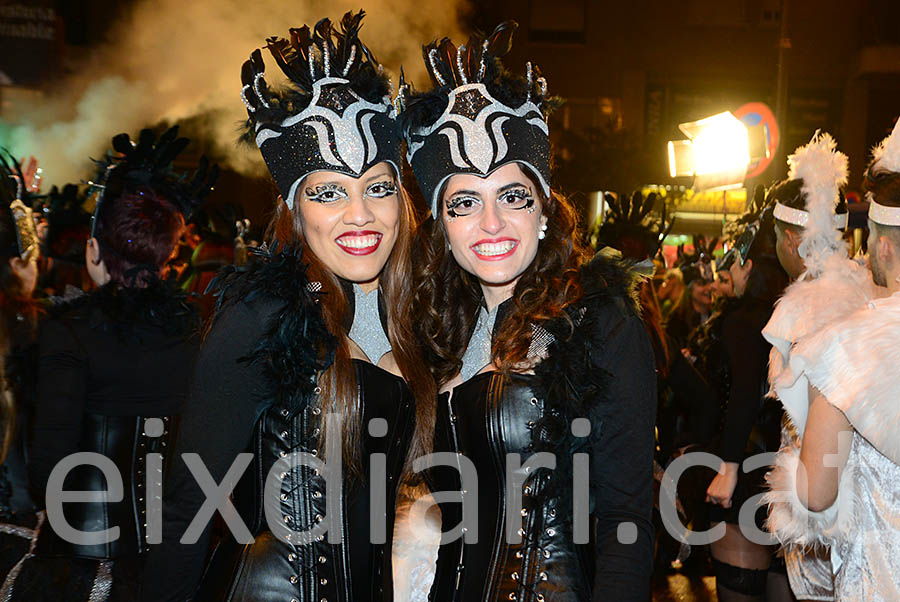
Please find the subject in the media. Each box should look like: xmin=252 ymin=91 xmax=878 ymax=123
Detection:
xmin=668 ymin=111 xmax=751 ymax=190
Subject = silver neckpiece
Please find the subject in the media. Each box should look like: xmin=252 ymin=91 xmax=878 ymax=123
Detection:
xmin=459 ymin=304 xmax=499 ymax=383
xmin=348 ymin=284 xmax=392 ymax=364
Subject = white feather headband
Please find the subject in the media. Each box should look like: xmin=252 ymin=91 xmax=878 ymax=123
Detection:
xmin=870 ymin=118 xmax=900 ymax=174
xmin=784 ymin=131 xmax=848 ymax=277
xmin=867 ymin=119 xmax=900 ymax=226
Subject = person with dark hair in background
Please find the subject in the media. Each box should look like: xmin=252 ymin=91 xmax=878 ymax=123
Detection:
xmin=145 ymin=12 xmax=433 ymax=601
xmin=0 ymin=127 xmax=214 ymax=601
xmin=399 ymin=22 xmax=656 ymax=601
xmin=689 ymin=195 xmax=791 ymax=601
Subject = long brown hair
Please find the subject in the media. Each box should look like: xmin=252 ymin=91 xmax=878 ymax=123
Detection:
xmin=416 ymin=180 xmax=592 ymax=387
xmin=268 ymin=181 xmax=435 ymax=477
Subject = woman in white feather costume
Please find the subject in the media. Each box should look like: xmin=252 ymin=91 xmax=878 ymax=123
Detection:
xmin=764 ymin=119 xmax=900 ymax=601
xmin=761 ymin=132 xmax=877 ymax=601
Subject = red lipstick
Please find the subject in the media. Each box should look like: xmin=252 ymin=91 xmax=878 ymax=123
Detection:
xmin=470 ymin=237 xmax=519 ymax=261
xmin=335 ymin=230 xmax=383 ymax=256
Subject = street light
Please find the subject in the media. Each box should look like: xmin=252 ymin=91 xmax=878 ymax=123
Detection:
xmin=668 ymin=111 xmax=751 ymax=191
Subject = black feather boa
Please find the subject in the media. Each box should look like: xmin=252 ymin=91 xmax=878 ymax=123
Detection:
xmin=208 ymin=244 xmax=336 ymax=411
xmin=69 ymin=277 xmax=199 ymax=342
xmin=528 ymin=252 xmax=642 ymax=501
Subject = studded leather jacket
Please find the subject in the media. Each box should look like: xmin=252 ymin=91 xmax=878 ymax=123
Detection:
xmin=193 ymin=359 xmax=414 ymax=602
xmin=147 ymin=249 xmax=416 ymax=602
xmin=427 ymin=255 xmax=658 ymax=602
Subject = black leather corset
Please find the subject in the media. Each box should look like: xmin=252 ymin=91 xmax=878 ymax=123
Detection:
xmin=429 ymin=372 xmax=592 ymax=602
xmin=36 ymin=412 xmax=175 ymax=559
xmin=198 ymin=359 xmax=415 ymax=602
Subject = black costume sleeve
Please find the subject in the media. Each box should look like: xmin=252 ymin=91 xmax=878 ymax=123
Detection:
xmin=668 ymin=351 xmax=721 ymax=444
xmin=29 ymin=318 xmax=88 ymax=506
xmin=143 ymin=298 xmax=276 ymax=601
xmin=717 ymin=306 xmax=769 ymax=463
xmin=587 ymin=298 xmax=657 ymax=601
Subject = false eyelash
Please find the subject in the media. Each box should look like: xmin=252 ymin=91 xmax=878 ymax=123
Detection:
xmin=445 ymin=195 xmax=480 ymax=218
xmin=366 ymin=181 xmax=397 ymax=197
xmin=500 ymin=188 xmax=535 ymax=209
xmin=305 ymin=183 xmax=348 ymax=202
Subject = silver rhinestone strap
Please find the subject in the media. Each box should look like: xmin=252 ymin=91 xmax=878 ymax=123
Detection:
xmin=429 ymin=49 xmax=446 ymax=86
xmin=308 ymin=45 xmax=316 ymax=80
xmin=477 ymin=40 xmax=488 ymax=81
xmin=343 ymin=45 xmax=357 ymax=76
xmin=456 ymin=45 xmax=468 ymax=85
xmin=253 ymin=73 xmax=270 ymax=108
xmin=525 ymin=62 xmax=533 ymax=102
xmin=323 ymin=42 xmax=331 ymax=76
xmin=240 ymin=85 xmax=256 ymax=112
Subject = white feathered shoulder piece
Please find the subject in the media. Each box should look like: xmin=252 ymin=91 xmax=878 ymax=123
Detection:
xmin=787 ymin=131 xmax=848 ymax=278
xmin=791 ymin=293 xmax=900 ymax=467
xmin=870 ymin=118 xmax=900 ymax=174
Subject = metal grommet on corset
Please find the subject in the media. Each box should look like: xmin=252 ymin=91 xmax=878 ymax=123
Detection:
xmin=290 ymin=575 xmax=298 ymax=584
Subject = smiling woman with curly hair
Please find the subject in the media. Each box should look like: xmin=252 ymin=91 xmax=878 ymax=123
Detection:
xmin=396 ymin=22 xmax=657 ymax=602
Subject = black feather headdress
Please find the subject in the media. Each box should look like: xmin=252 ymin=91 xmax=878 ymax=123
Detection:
xmin=38 ymin=184 xmax=92 ymax=263
xmin=240 ymin=10 xmax=399 ymax=209
xmin=400 ymin=21 xmax=558 ymax=215
xmin=0 ymin=152 xmax=40 ymax=261
xmin=89 ymin=125 xmax=218 ymax=236
xmin=593 ymin=191 xmax=674 ymax=260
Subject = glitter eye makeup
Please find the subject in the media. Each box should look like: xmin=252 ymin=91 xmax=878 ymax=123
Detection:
xmin=497 ymin=187 xmax=534 ymax=211
xmin=446 ymin=195 xmax=482 ymax=218
xmin=364 ymin=180 xmax=397 ymax=199
xmin=305 ymin=183 xmax=349 ymax=203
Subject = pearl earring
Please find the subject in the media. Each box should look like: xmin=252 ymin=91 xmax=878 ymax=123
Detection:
xmin=447 ymin=241 xmax=452 ymax=251
xmin=538 ymin=221 xmax=548 ymax=240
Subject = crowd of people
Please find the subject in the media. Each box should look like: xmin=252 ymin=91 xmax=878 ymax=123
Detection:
xmin=0 ymin=9 xmax=896 ymax=602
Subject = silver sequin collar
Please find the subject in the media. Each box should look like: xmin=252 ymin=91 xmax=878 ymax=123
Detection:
xmin=459 ymin=304 xmax=499 ymax=383
xmin=459 ymin=299 xmax=558 ymax=383
xmin=347 ymin=284 xmax=392 ymax=364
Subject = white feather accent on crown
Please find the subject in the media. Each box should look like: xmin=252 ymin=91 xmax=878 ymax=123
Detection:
xmin=786 ymin=131 xmax=848 ymax=278
xmin=870 ymin=118 xmax=900 ymax=174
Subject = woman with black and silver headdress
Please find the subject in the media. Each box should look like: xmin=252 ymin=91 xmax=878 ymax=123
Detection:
xmin=398 ymin=22 xmax=656 ymax=601
xmin=145 ymin=11 xmax=433 ymax=601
